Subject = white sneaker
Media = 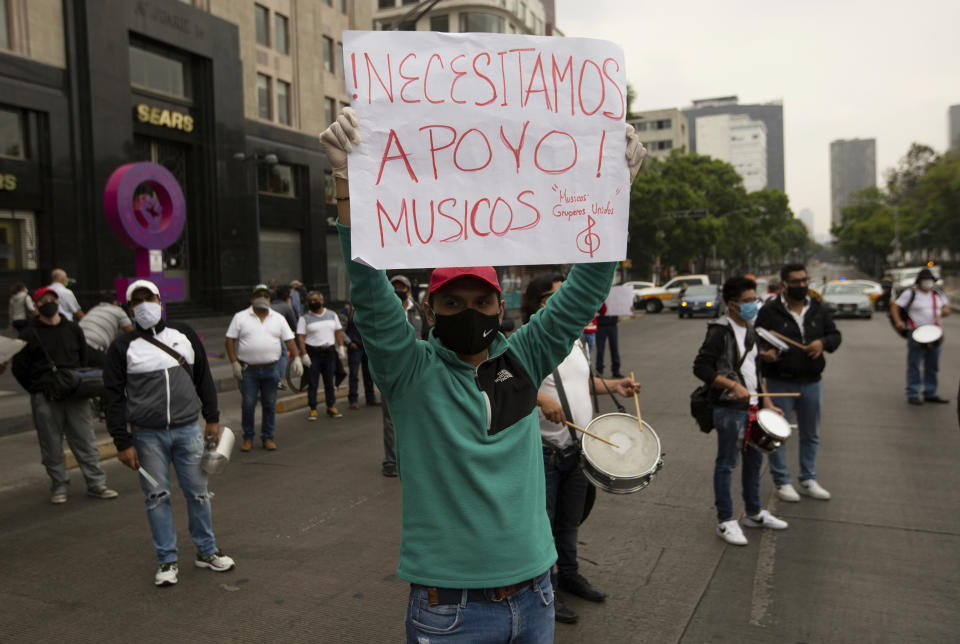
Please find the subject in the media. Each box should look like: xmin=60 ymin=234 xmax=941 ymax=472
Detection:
xmin=776 ymin=484 xmax=801 ymax=503
xmin=717 ymin=520 xmax=748 ymax=546
xmin=741 ymin=509 xmax=789 ymax=530
xmin=195 ymin=550 xmax=236 ymax=572
xmin=155 ymin=563 xmax=178 ymax=586
xmin=800 ymin=480 xmax=831 ymax=500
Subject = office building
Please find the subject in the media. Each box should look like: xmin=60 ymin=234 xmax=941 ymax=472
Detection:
xmin=830 ymin=138 xmax=876 ymax=227
xmin=695 ymin=113 xmax=767 ymax=192
xmin=374 ymin=0 xmax=548 ymax=35
xmin=628 ymin=108 xmax=688 ymax=160
xmin=683 ymin=96 xmax=784 ymax=191
xmin=949 ymin=104 xmax=960 ymax=150
xmin=797 ymin=208 xmax=815 ymax=237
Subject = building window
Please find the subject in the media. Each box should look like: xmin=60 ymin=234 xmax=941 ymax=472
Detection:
xmin=255 ymin=4 xmax=270 ymax=46
xmin=324 ymin=97 xmax=337 ymax=128
xmin=337 ymin=42 xmax=344 ymax=75
xmin=130 ymin=44 xmax=189 ymax=99
xmin=337 ymin=0 xmax=347 ymax=12
xmin=430 ymin=14 xmax=449 ymax=31
xmin=275 ymin=14 xmax=289 ymax=54
xmin=0 ymin=0 xmax=9 ymax=50
xmin=460 ymin=12 xmax=505 ymax=33
xmin=0 ymin=211 xmax=37 ymax=270
xmin=323 ymin=36 xmax=334 ymax=73
xmin=277 ymin=81 xmax=291 ymax=125
xmin=635 ymin=122 xmax=647 ymax=131
xmin=378 ymin=0 xmax=394 ymax=8
xmin=0 ymin=108 xmax=24 ymax=159
xmin=257 ymin=74 xmax=272 ymax=119
xmin=258 ymin=163 xmax=296 ymax=198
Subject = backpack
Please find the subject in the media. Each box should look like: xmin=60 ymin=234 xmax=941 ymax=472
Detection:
xmin=690 ymin=324 xmax=754 ymax=433
xmin=888 ymin=288 xmax=918 ymax=338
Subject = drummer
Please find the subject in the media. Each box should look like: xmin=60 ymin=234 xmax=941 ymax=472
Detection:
xmin=523 ymin=273 xmax=640 ymax=625
xmin=693 ymin=276 xmax=789 ymax=546
xmin=890 ymin=268 xmax=951 ymax=404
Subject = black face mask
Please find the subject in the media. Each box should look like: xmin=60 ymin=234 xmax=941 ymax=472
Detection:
xmin=786 ymin=286 xmax=808 ymax=301
xmin=38 ymin=301 xmax=59 ymax=318
xmin=308 ymin=302 xmax=323 ymax=312
xmin=433 ymin=308 xmax=500 ymax=355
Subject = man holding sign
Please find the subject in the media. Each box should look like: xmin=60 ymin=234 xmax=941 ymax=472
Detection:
xmin=321 ymin=30 xmax=644 ymax=643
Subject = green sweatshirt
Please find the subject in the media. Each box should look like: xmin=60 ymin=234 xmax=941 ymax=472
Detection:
xmin=340 ymin=224 xmax=615 ymax=588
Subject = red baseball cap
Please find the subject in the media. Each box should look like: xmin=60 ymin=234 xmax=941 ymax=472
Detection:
xmin=33 ymin=287 xmax=58 ymax=302
xmin=428 ymin=267 xmax=501 ymax=294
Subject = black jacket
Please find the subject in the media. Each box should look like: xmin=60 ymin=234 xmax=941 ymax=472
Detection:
xmin=12 ymin=318 xmax=88 ymax=394
xmin=756 ymin=296 xmax=841 ymax=382
xmin=693 ymin=317 xmax=761 ymax=410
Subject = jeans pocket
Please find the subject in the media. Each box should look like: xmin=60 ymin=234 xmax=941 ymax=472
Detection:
xmin=407 ymin=589 xmax=463 ymax=635
xmin=533 ymin=573 xmax=555 ymax=608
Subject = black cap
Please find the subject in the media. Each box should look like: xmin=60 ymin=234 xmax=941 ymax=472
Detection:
xmin=916 ymin=268 xmax=935 ymax=283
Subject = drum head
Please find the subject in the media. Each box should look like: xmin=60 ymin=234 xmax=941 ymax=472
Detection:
xmin=757 ymin=409 xmax=791 ymax=439
xmin=912 ymin=325 xmax=943 ymax=344
xmin=756 ymin=327 xmax=790 ymax=352
xmin=581 ymin=413 xmax=661 ymax=477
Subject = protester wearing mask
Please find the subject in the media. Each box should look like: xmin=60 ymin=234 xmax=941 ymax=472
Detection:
xmin=890 ymin=268 xmax=951 ymax=405
xmin=756 ymin=264 xmax=842 ymax=502
xmin=226 ymin=285 xmax=303 ymax=451
xmin=297 ymin=292 xmax=347 ymax=420
xmin=12 ymin=287 xmax=118 ymax=505
xmin=103 ymin=279 xmax=234 ymax=586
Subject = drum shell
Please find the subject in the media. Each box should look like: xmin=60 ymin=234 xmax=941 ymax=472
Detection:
xmin=579 ymin=414 xmax=663 ymax=494
xmin=748 ymin=415 xmax=791 ymax=453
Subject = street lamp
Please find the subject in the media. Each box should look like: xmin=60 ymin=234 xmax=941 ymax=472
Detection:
xmin=232 ymin=152 xmax=279 ymax=282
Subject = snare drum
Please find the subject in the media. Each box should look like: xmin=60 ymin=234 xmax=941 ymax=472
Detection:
xmin=912 ymin=324 xmax=943 ymax=347
xmin=580 ymin=413 xmax=663 ymax=494
xmin=749 ymin=409 xmax=792 ymax=453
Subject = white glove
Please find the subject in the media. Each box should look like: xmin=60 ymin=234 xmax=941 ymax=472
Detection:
xmin=301 ymin=353 xmax=312 ymax=369
xmin=337 ymin=345 xmax=347 ymax=361
xmin=625 ymin=123 xmax=647 ymax=183
xmin=319 ymin=106 xmax=360 ymax=180
xmin=231 ymin=361 xmax=243 ymax=382
xmin=289 ymin=356 xmax=303 ymax=379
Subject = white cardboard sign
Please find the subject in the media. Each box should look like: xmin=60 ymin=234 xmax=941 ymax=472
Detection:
xmin=343 ymin=30 xmax=629 ymax=269
xmin=603 ymin=284 xmax=635 ymax=317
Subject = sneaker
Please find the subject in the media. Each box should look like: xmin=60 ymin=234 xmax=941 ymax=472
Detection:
xmin=558 ymin=571 xmax=606 ymax=602
xmin=554 ymin=594 xmax=579 ymax=624
xmin=741 ymin=509 xmax=789 ymax=530
xmin=908 ymin=398 xmax=923 ymax=406
xmin=799 ymin=480 xmax=831 ymax=500
xmin=155 ymin=562 xmax=178 ymax=586
xmin=195 ymin=550 xmax=236 ymax=572
xmin=382 ymin=462 xmax=398 ymax=477
xmin=240 ymin=440 xmax=253 ymax=452
xmin=50 ymin=492 xmax=67 ymax=504
xmin=611 ymin=371 xmax=625 ymax=379
xmin=349 ymin=402 xmax=359 ymax=410
xmin=87 ymin=487 xmax=119 ymax=500
xmin=307 ymin=409 xmax=319 ymax=422
xmin=717 ymin=520 xmax=748 ymax=546
xmin=776 ymin=483 xmax=801 ymax=503
xmin=277 ymin=381 xmax=287 ymax=391
xmin=925 ymin=395 xmax=949 ymax=404
xmin=262 ymin=439 xmax=277 ymax=450
xmin=327 ymin=407 xmax=343 ymax=418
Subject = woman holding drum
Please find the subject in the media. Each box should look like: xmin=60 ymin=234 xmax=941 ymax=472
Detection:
xmin=693 ymin=276 xmax=789 ymax=546
xmin=890 ymin=268 xmax=951 ymax=405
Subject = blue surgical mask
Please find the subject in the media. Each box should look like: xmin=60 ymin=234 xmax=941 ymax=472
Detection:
xmin=739 ymin=300 xmax=759 ymax=321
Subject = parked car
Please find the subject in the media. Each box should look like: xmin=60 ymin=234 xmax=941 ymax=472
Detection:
xmin=623 ymin=280 xmax=655 ymax=308
xmin=822 ymin=282 xmax=872 ymax=319
xmin=635 ymin=274 xmax=711 ymax=313
xmin=678 ymin=284 xmax=721 ymax=318
xmin=845 ymin=279 xmax=884 ymax=309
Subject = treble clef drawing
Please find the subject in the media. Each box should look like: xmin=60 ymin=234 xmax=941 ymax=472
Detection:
xmin=576 ymin=214 xmax=600 ymax=257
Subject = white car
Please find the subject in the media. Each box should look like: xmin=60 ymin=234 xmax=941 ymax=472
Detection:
xmin=634 ymin=275 xmax=711 ymax=313
xmin=822 ymin=283 xmax=872 ymax=319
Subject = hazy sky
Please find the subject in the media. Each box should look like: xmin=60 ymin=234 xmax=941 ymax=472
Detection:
xmin=556 ymin=0 xmax=959 ymax=234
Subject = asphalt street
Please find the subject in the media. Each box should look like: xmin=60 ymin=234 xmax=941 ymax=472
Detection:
xmin=1 ymin=309 xmax=958 ymax=643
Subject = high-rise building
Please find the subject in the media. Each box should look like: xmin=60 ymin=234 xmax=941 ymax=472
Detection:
xmin=797 ymin=208 xmax=815 ymax=237
xmin=695 ymin=113 xmax=767 ymax=192
xmin=683 ymin=96 xmax=785 ymax=191
xmin=628 ymin=108 xmax=688 ymax=160
xmin=830 ymin=138 xmax=876 ymax=227
xmin=374 ymin=0 xmax=548 ymax=35
xmin=949 ymin=104 xmax=960 ymax=150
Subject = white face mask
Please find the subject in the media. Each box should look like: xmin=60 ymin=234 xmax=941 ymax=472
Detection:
xmin=134 ymin=301 xmax=162 ymax=329
xmin=252 ymin=297 xmax=271 ymax=310
xmin=919 ymin=279 xmax=934 ymax=291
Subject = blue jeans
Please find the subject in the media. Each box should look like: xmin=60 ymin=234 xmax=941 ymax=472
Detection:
xmin=132 ymin=421 xmax=217 ymax=564
xmin=405 ymin=572 xmax=554 ymax=643
xmin=713 ymin=407 xmax=762 ymax=522
xmin=307 ymin=345 xmax=337 ymax=410
xmin=595 ymin=324 xmax=620 ymax=373
xmin=582 ymin=333 xmax=596 ymax=366
xmin=543 ymin=447 xmax=588 ymax=577
xmin=241 ymin=364 xmax=279 ymax=441
xmin=766 ymin=379 xmax=822 ymax=485
xmin=274 ymin=343 xmax=288 ymax=385
xmin=347 ymin=346 xmax=376 ymax=404
xmin=906 ymin=337 xmax=941 ymax=399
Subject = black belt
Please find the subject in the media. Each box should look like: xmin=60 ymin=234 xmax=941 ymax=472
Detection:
xmin=420 ymin=571 xmax=549 ymax=606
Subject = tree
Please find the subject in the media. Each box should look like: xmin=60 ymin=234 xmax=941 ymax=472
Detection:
xmin=626 ymin=83 xmax=637 ymax=120
xmin=831 ymin=187 xmax=894 ymax=275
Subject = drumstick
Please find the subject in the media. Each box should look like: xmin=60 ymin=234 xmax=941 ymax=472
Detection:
xmin=768 ymin=329 xmax=806 ymax=350
xmin=564 ymin=421 xmax=621 ymax=448
xmin=756 ymin=393 xmax=801 ymax=398
xmin=630 ymin=371 xmax=643 ymax=432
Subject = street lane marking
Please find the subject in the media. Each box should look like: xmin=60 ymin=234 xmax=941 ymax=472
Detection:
xmin=749 ymin=497 xmax=779 ymax=627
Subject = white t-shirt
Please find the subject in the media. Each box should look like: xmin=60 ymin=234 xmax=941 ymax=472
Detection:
xmin=79 ymin=303 xmax=131 ymax=350
xmin=48 ymin=282 xmax=81 ymax=321
xmin=895 ymin=288 xmax=949 ymax=328
xmin=781 ymin=294 xmax=810 ymax=343
xmin=538 ymin=340 xmax=593 ymax=449
xmin=730 ymin=321 xmax=759 ymax=406
xmin=296 ymin=309 xmax=342 ymax=347
xmin=226 ymin=307 xmax=294 ymax=364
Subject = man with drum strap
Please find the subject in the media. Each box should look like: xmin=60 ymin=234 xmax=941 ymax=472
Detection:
xmin=890 ymin=268 xmax=951 ymax=405
xmin=694 ymin=277 xmax=789 ymax=546
xmin=756 ymin=264 xmax=841 ymax=503
xmin=524 ymin=273 xmax=640 ymax=625
xmin=320 ymin=107 xmax=645 ymax=643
